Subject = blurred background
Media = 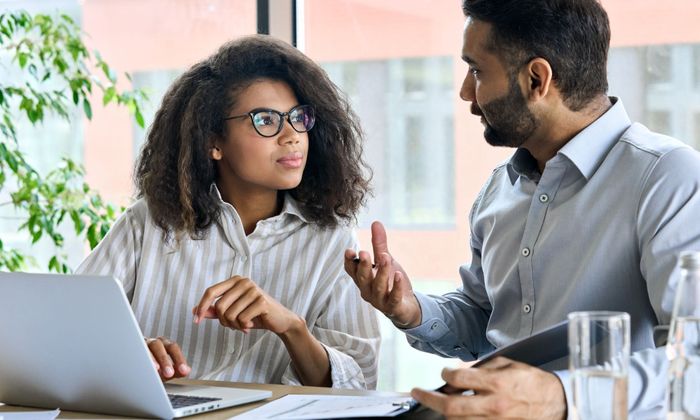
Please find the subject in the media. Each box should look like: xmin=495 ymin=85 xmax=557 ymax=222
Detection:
xmin=1 ymin=0 xmax=699 ymax=391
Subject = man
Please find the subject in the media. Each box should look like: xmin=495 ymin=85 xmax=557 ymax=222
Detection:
xmin=345 ymin=0 xmax=700 ymax=418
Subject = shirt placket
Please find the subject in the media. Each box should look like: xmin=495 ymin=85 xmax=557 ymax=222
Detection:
xmin=517 ymin=163 xmax=567 ymax=336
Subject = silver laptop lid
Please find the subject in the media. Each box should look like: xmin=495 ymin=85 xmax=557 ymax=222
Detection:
xmin=0 ymin=272 xmax=175 ymax=418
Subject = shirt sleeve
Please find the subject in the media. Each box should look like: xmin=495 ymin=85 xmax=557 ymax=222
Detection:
xmin=637 ymin=145 xmax=700 ymax=326
xmin=400 ymin=183 xmax=494 ymax=360
xmin=75 ymin=205 xmax=143 ymax=300
xmin=280 ymin=230 xmax=381 ymax=390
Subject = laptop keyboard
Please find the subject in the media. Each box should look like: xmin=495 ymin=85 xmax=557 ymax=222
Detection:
xmin=168 ymin=393 xmax=222 ymax=409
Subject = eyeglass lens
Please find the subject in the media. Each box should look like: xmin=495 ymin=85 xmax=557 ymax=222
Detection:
xmin=251 ymin=105 xmax=315 ymax=137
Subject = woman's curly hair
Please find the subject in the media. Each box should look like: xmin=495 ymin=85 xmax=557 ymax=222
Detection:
xmin=135 ymin=35 xmax=371 ymax=239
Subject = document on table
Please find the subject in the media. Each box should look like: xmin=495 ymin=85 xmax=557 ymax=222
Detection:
xmin=0 ymin=408 xmax=60 ymax=420
xmin=230 ymin=394 xmax=416 ymax=419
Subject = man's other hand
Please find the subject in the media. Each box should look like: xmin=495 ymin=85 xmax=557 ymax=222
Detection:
xmin=411 ymin=357 xmax=567 ymax=419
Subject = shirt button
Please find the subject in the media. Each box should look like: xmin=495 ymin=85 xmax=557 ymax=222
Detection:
xmin=523 ymin=304 xmax=532 ymax=313
xmin=539 ymin=194 xmax=549 ymax=203
xmin=241 ymin=255 xmax=248 ymax=262
xmin=430 ymin=322 xmax=438 ymax=330
xmin=521 ymin=247 xmax=531 ymax=257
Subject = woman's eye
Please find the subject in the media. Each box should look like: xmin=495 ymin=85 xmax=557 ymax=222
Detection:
xmin=255 ymin=114 xmax=276 ymax=126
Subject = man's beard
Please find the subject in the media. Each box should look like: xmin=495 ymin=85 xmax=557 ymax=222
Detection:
xmin=472 ymin=78 xmax=538 ymax=148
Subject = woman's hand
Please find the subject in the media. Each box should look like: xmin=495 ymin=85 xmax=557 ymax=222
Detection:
xmin=192 ymin=275 xmax=303 ymax=335
xmin=145 ymin=336 xmax=191 ymax=381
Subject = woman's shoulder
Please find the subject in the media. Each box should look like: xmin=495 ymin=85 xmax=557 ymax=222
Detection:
xmin=120 ymin=197 xmax=148 ymax=220
xmin=112 ymin=197 xmax=153 ymax=231
xmin=306 ymin=221 xmax=358 ymax=250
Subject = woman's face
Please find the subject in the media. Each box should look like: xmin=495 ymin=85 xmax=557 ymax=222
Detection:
xmin=214 ymin=79 xmax=310 ymax=196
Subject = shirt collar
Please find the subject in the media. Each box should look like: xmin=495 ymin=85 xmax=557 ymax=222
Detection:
xmin=556 ymin=97 xmax=631 ymax=180
xmin=209 ymin=184 xmax=310 ymax=224
xmin=506 ymin=97 xmax=632 ymax=185
xmin=507 ymin=148 xmax=541 ymax=184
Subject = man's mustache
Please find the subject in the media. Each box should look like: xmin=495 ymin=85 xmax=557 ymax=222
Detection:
xmin=470 ymin=103 xmax=483 ymax=117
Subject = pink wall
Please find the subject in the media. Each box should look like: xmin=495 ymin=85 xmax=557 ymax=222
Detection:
xmin=82 ymin=0 xmax=256 ymax=204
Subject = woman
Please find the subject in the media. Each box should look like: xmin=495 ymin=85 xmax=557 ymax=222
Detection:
xmin=77 ymin=35 xmax=380 ymax=389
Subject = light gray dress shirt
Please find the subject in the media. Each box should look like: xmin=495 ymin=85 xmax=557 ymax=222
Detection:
xmin=402 ymin=98 xmax=700 ymax=416
xmin=77 ymin=191 xmax=380 ymax=389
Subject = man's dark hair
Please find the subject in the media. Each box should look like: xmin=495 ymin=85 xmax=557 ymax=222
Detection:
xmin=462 ymin=0 xmax=610 ymax=111
xmin=135 ymin=35 xmax=371 ymax=239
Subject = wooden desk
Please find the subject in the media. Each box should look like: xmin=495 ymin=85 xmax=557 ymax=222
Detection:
xmin=0 ymin=379 xmax=416 ymax=419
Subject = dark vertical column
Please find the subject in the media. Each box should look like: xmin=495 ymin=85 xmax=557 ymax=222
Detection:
xmin=257 ymin=0 xmax=270 ymax=34
xmin=290 ymin=0 xmax=297 ymax=47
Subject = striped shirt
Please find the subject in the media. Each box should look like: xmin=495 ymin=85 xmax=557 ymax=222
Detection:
xmin=76 ymin=191 xmax=380 ymax=389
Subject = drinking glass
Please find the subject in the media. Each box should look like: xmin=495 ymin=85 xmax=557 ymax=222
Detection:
xmin=569 ymin=311 xmax=630 ymax=420
xmin=666 ymin=251 xmax=700 ymax=419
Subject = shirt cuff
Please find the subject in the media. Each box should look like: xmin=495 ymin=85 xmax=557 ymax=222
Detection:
xmin=553 ymin=369 xmax=574 ymax=420
xmin=400 ymin=291 xmax=451 ymax=341
xmin=323 ymin=343 xmax=367 ymax=389
xmin=279 ymin=343 xmax=367 ymax=389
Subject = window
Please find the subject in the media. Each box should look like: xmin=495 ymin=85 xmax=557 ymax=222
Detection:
xmin=646 ymin=110 xmax=672 ymax=135
xmin=0 ymin=0 xmax=85 ymax=269
xmin=322 ymin=56 xmax=455 ymax=228
xmin=609 ymin=44 xmax=700 ymax=150
xmin=645 ymin=45 xmax=672 ymax=85
xmin=694 ymin=45 xmax=700 ymax=89
xmin=131 ymin=70 xmax=183 ymax=156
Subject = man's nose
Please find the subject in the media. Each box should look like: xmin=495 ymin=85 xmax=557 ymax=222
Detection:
xmin=460 ymin=73 xmax=475 ymax=102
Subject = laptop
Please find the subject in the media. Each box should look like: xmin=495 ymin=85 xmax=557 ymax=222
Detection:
xmin=0 ymin=272 xmax=272 ymax=418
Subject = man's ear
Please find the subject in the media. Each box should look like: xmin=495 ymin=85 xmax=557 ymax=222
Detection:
xmin=525 ymin=58 xmax=553 ymax=101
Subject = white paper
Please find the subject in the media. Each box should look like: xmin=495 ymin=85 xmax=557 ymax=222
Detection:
xmin=230 ymin=394 xmax=415 ymax=419
xmin=0 ymin=409 xmax=60 ymax=420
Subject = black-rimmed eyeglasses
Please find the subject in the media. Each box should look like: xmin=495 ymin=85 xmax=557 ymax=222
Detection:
xmin=224 ymin=104 xmax=316 ymax=138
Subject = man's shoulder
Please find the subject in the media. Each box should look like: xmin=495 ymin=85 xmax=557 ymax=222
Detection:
xmin=616 ymin=123 xmax=700 ymax=186
xmin=618 ymin=122 xmax=692 ymax=158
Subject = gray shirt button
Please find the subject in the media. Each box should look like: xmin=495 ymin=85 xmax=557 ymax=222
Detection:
xmin=521 ymin=247 xmax=531 ymax=257
xmin=539 ymin=194 xmax=549 ymax=203
xmin=430 ymin=322 xmax=438 ymax=330
xmin=523 ymin=304 xmax=532 ymax=313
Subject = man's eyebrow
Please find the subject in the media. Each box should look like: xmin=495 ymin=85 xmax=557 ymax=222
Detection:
xmin=461 ymin=54 xmax=477 ymax=65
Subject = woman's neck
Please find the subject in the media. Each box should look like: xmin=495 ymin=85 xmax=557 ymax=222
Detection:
xmin=216 ymin=182 xmax=282 ymax=235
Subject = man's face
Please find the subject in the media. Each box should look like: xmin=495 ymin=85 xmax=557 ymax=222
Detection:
xmin=460 ymin=18 xmax=537 ymax=148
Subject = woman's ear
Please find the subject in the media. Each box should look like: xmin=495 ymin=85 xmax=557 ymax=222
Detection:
xmin=210 ymin=146 xmax=222 ymax=160
xmin=525 ymin=58 xmax=553 ymax=101
xmin=209 ymin=136 xmax=223 ymax=160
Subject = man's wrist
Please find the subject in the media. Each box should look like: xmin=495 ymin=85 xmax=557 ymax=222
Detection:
xmin=387 ymin=295 xmax=422 ymax=328
xmin=547 ymin=371 xmax=568 ymax=420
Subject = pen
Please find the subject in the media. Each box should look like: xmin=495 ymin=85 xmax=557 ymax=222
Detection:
xmin=352 ymin=257 xmax=376 ymax=269
xmin=392 ymin=399 xmax=417 ymax=410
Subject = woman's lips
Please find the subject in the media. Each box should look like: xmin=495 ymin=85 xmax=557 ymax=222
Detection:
xmin=276 ymin=152 xmax=304 ymax=168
